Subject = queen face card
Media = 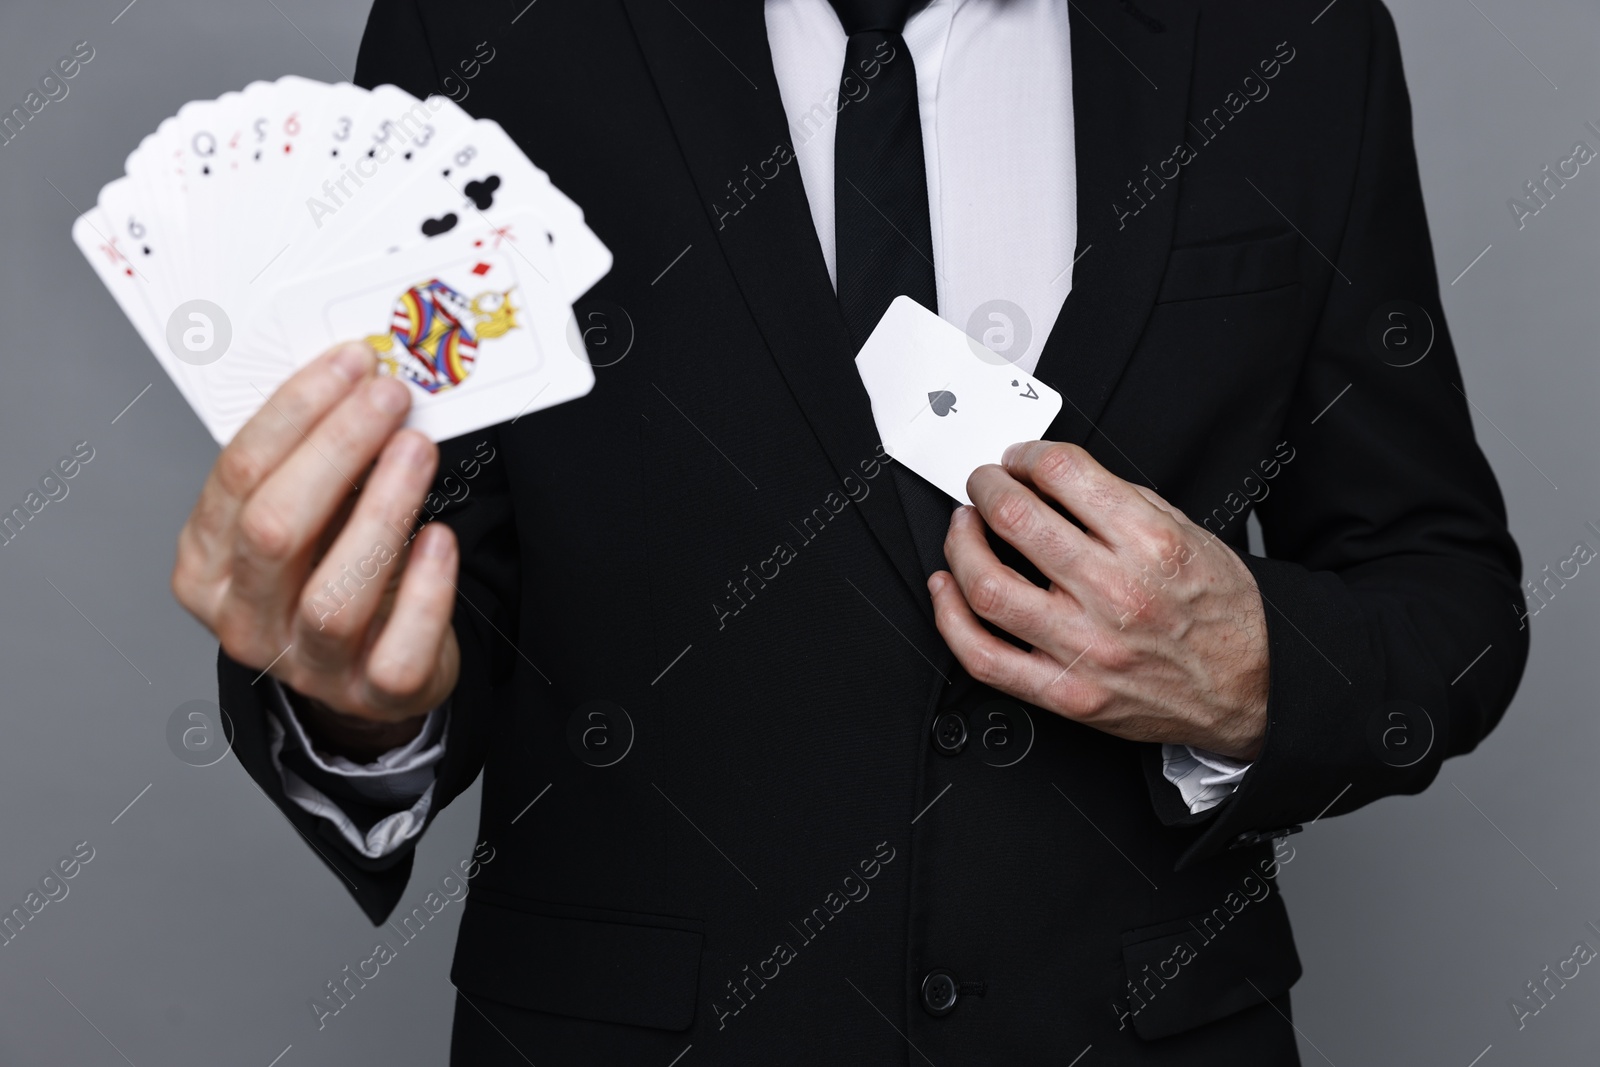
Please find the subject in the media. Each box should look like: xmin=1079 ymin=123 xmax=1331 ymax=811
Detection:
xmin=268 ymin=209 xmax=594 ymax=442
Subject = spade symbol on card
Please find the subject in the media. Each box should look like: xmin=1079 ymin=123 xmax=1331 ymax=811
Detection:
xmin=420 ymin=213 xmax=458 ymax=238
xmin=464 ymin=175 xmax=500 ymax=211
xmin=928 ymin=390 xmax=957 ymax=417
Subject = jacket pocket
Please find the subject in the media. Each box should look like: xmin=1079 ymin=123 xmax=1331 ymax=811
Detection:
xmin=1156 ymin=229 xmax=1300 ymax=303
xmin=451 ymin=893 xmax=704 ymax=1032
xmin=1118 ymin=887 xmax=1302 ymax=1040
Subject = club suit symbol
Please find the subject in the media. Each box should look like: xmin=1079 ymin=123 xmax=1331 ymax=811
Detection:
xmin=464 ymin=174 xmax=501 ymax=210
xmin=928 ymin=390 xmax=958 ymax=416
xmin=420 ymin=213 xmax=458 ymax=237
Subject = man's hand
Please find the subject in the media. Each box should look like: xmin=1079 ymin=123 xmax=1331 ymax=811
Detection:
xmin=172 ymin=342 xmax=460 ymax=747
xmin=928 ymin=441 xmax=1270 ymax=760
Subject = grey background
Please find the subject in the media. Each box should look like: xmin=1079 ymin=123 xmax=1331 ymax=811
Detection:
xmin=0 ymin=0 xmax=1592 ymax=1063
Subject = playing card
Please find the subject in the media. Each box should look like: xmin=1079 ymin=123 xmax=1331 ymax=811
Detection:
xmin=232 ymin=77 xmax=330 ymax=299
xmin=71 ymin=206 xmax=216 ymax=430
xmin=268 ymin=209 xmax=593 ymax=443
xmin=72 ymin=77 xmax=611 ymax=447
xmin=212 ymin=87 xmax=472 ymax=400
xmin=855 ymin=296 xmax=1064 ymax=504
xmin=314 ymin=115 xmax=611 ymax=303
xmin=71 ymin=207 xmax=167 ymax=366
xmin=94 ymin=174 xmax=168 ymax=318
xmin=262 ymin=86 xmax=474 ymax=292
xmin=125 ymin=117 xmax=191 ymax=313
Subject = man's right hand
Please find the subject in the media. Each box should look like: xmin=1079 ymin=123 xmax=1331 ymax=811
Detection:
xmin=172 ymin=341 xmax=461 ymax=746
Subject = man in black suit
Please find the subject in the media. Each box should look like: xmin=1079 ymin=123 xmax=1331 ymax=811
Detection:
xmin=172 ymin=0 xmax=1527 ymax=1062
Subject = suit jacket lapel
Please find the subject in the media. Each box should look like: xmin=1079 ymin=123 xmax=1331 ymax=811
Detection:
xmin=1033 ymin=1 xmax=1199 ymax=447
xmin=619 ymin=0 xmax=932 ymax=608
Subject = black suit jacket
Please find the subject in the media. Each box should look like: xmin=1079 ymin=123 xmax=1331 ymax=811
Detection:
xmin=219 ymin=0 xmax=1528 ymax=1062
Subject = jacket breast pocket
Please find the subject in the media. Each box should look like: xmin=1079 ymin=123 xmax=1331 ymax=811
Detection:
xmin=1118 ymin=887 xmax=1302 ymax=1040
xmin=451 ymin=893 xmax=705 ymax=1032
xmin=1155 ymin=229 xmax=1300 ymax=304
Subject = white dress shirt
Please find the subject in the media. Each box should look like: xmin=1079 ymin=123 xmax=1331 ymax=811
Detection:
xmin=767 ymin=0 xmax=1077 ymax=374
xmin=269 ymin=686 xmax=444 ymax=858
xmin=268 ymin=0 xmax=1248 ymax=855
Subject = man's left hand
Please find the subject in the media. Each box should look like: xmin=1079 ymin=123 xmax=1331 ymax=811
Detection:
xmin=929 ymin=441 xmax=1270 ymax=760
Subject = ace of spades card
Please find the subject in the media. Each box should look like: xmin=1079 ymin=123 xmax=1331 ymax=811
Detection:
xmin=854 ymin=296 xmax=1064 ymax=504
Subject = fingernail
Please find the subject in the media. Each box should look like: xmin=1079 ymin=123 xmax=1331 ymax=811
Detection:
xmin=1001 ymin=442 xmax=1023 ymax=465
xmin=367 ymin=376 xmax=410 ymax=415
xmin=331 ymin=342 xmax=373 ymax=382
xmin=927 ymin=573 xmax=946 ymax=595
xmin=419 ymin=526 xmax=452 ymax=558
xmin=392 ymin=430 xmax=429 ymax=464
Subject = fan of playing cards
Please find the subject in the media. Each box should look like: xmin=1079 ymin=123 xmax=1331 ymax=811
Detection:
xmin=71 ymin=76 xmax=611 ymax=444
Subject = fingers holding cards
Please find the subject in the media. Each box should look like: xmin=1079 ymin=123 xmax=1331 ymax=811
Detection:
xmin=182 ymin=343 xmax=371 ymax=561
xmin=173 ymin=343 xmax=378 ymax=629
xmin=996 ymin=440 xmax=1175 ymax=554
xmin=361 ymin=522 xmax=460 ymax=712
xmin=294 ymin=426 xmax=436 ymax=657
xmin=171 ymin=334 xmax=460 ymax=719
xmin=926 ymin=566 xmax=1098 ymax=716
xmin=228 ymin=373 xmax=412 ymax=629
xmin=940 ymin=504 xmax=1065 ymax=638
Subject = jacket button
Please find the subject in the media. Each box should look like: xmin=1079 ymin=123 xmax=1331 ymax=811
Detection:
xmin=920 ymin=969 xmax=959 ymax=1016
xmin=930 ymin=712 xmax=968 ymax=756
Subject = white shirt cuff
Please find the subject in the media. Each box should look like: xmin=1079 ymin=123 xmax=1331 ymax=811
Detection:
xmin=266 ymin=681 xmax=447 ymax=859
xmin=272 ymin=682 xmax=446 ymax=802
xmin=1161 ymin=744 xmax=1252 ymax=814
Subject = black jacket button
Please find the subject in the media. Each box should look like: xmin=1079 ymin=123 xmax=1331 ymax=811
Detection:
xmin=921 ymin=969 xmax=959 ymax=1016
xmin=931 ymin=712 xmax=968 ymax=755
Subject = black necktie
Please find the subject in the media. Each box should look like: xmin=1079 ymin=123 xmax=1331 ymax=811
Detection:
xmin=829 ymin=0 xmax=955 ymax=578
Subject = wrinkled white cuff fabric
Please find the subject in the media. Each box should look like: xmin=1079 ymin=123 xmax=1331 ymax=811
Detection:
xmin=265 ymin=681 xmax=447 ymax=859
xmin=1161 ymin=743 xmax=1252 ymax=814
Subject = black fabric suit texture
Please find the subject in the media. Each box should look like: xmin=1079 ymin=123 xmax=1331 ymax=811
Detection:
xmin=216 ymin=0 xmax=1528 ymax=1062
